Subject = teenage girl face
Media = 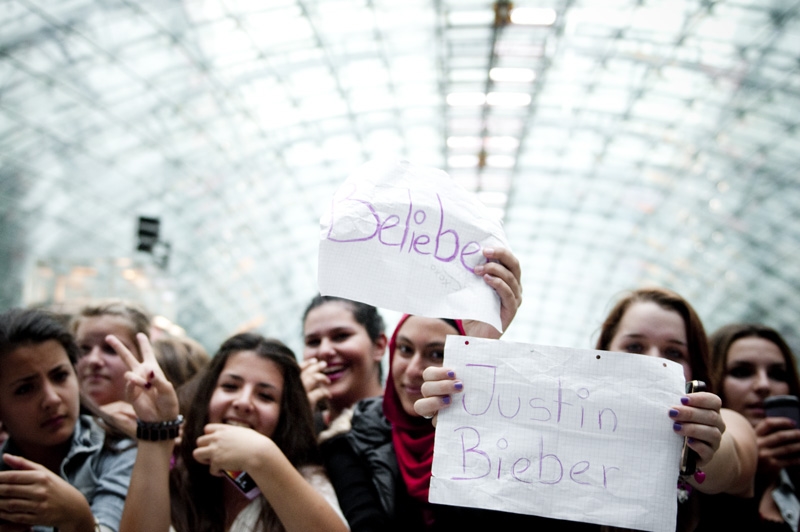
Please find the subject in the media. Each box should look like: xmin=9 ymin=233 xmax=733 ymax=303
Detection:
xmin=207 ymin=350 xmax=283 ymax=439
xmin=608 ymin=301 xmax=693 ymax=381
xmin=0 ymin=340 xmax=80 ymax=456
xmin=303 ymin=301 xmax=385 ymax=408
xmin=392 ymin=316 xmax=458 ymax=417
xmin=74 ymin=315 xmax=140 ymax=406
xmin=722 ymin=337 xmax=791 ymax=427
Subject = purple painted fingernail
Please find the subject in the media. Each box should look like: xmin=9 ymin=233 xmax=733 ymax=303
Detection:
xmin=688 ymin=437 xmax=695 ymax=444
xmin=447 ymin=371 xmax=455 ymax=378
xmin=673 ymin=422 xmax=682 ymax=431
xmin=149 ymin=371 xmax=155 ymax=379
xmin=454 ymin=382 xmax=463 ymax=391
xmin=145 ymin=382 xmax=152 ymax=389
xmin=442 ymin=396 xmax=451 ymax=405
xmin=681 ymin=397 xmax=690 ymax=405
xmin=669 ymin=409 xmax=679 ymax=418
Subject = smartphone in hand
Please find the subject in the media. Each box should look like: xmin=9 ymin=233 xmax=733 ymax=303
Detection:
xmin=680 ymin=380 xmax=706 ymax=476
xmin=764 ymin=395 xmax=800 ymax=426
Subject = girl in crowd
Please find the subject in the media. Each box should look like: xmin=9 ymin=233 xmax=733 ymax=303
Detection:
xmin=115 ymin=331 xmax=348 ymax=532
xmin=301 ymin=296 xmax=387 ymax=429
xmin=707 ymin=323 xmax=800 ymax=531
xmin=594 ymin=288 xmax=757 ymax=531
xmin=0 ymin=308 xmax=136 ymax=532
xmin=418 ymin=287 xmax=757 ymax=532
xmin=71 ymin=300 xmax=152 ymax=436
xmin=321 ymin=247 xmax=577 ymax=531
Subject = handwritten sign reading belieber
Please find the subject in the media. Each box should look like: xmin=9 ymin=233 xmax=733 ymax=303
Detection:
xmin=431 ymin=337 xmax=685 ymax=532
xmin=318 ymin=159 xmax=509 ymax=331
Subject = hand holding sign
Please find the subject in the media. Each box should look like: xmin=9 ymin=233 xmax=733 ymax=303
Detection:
xmin=462 ymin=246 xmax=522 ymax=340
xmin=318 ymin=159 xmax=511 ymax=331
xmin=427 ymin=337 xmax=686 ymax=532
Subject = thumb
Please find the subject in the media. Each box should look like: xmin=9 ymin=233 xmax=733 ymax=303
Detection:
xmin=2 ymin=453 xmax=43 ymax=471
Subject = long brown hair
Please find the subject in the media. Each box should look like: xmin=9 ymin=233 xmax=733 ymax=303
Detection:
xmin=709 ymin=323 xmax=800 ymax=405
xmin=596 ymin=288 xmax=711 ymax=389
xmin=170 ymin=333 xmax=318 ymax=532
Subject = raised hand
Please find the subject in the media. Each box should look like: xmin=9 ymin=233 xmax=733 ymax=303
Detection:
xmin=108 ymin=332 xmax=179 ymax=423
xmin=414 ymin=366 xmax=464 ymax=426
xmin=0 ymin=454 xmax=94 ymax=532
xmin=669 ymin=391 xmax=725 ymax=468
xmin=462 ymin=247 xmax=522 ymax=339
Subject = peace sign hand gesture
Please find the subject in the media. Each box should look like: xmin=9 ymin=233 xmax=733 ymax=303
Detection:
xmin=108 ymin=333 xmax=180 ymax=424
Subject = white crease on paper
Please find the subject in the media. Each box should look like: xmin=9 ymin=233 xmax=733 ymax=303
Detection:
xmin=318 ymin=159 xmax=509 ymax=331
xmin=430 ymin=337 xmax=685 ymax=532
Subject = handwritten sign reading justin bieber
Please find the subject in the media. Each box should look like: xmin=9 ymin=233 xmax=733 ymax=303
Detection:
xmin=318 ymin=160 xmax=509 ymax=331
xmin=430 ymin=337 xmax=685 ymax=532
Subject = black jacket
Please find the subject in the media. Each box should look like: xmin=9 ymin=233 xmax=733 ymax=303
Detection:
xmin=322 ymin=397 xmax=600 ymax=532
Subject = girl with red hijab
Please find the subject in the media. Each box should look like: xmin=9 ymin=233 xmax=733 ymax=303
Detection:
xmin=322 ymin=247 xmax=591 ymax=531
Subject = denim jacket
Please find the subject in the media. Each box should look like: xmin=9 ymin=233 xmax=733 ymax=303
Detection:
xmin=0 ymin=415 xmax=137 ymax=532
xmin=774 ymin=469 xmax=800 ymax=532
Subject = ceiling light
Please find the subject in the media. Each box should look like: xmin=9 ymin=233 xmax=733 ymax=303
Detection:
xmin=485 ymin=155 xmax=516 ymax=168
xmin=447 ymin=136 xmax=483 ymax=149
xmin=447 ymin=92 xmax=486 ymax=106
xmin=489 ymin=67 xmax=536 ymax=82
xmin=448 ymin=155 xmax=480 ymax=168
xmin=486 ymin=92 xmax=531 ymax=106
xmin=448 ymin=10 xmax=495 ymax=26
xmin=485 ymin=136 xmax=520 ymax=150
xmin=510 ymin=7 xmax=557 ymax=26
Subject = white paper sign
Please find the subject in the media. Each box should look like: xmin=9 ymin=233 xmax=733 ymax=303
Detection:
xmin=430 ymin=336 xmax=685 ymax=532
xmin=318 ymin=159 xmax=509 ymax=331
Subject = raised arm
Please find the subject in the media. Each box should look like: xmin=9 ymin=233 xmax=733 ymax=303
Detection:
xmin=671 ymin=391 xmax=756 ymax=496
xmin=112 ymin=333 xmax=179 ymax=532
xmin=462 ymin=247 xmax=522 ymax=340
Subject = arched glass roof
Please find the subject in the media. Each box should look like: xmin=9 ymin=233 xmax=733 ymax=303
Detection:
xmin=1 ymin=0 xmax=798 ymax=355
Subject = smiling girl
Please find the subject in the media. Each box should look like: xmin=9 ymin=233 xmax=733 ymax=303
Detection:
xmin=115 ymin=332 xmax=347 ymax=532
xmin=301 ymin=296 xmax=387 ymax=430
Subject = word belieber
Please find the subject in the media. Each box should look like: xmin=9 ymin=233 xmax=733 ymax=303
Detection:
xmin=325 ymin=185 xmax=484 ymax=273
xmin=449 ymin=364 xmax=623 ymax=490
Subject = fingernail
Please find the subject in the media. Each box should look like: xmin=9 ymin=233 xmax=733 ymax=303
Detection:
xmin=681 ymin=397 xmax=689 ymax=405
xmin=673 ymin=422 xmax=682 ymax=431
xmin=694 ymin=471 xmax=706 ymax=484
xmin=145 ymin=382 xmax=152 ymax=389
xmin=149 ymin=371 xmax=155 ymax=379
xmin=484 ymin=248 xmax=495 ymax=256
xmin=447 ymin=371 xmax=455 ymax=378
xmin=688 ymin=437 xmax=695 ymax=444
xmin=442 ymin=396 xmax=451 ymax=405
xmin=454 ymin=382 xmax=463 ymax=391
xmin=669 ymin=409 xmax=679 ymax=418
xmin=474 ymin=265 xmax=485 ymax=275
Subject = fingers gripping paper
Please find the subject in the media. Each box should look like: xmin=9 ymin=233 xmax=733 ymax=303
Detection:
xmin=431 ymin=337 xmax=685 ymax=532
xmin=318 ymin=159 xmax=509 ymax=331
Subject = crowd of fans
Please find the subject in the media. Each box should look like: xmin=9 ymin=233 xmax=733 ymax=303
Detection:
xmin=0 ymin=244 xmax=797 ymax=532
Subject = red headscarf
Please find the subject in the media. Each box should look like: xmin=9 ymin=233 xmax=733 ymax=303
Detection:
xmin=382 ymin=314 xmax=465 ymax=503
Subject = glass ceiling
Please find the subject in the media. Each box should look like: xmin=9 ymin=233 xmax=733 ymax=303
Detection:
xmin=1 ymin=0 xmax=798 ymax=357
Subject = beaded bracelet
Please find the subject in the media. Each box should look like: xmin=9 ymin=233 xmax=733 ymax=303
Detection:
xmin=136 ymin=415 xmax=184 ymax=441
